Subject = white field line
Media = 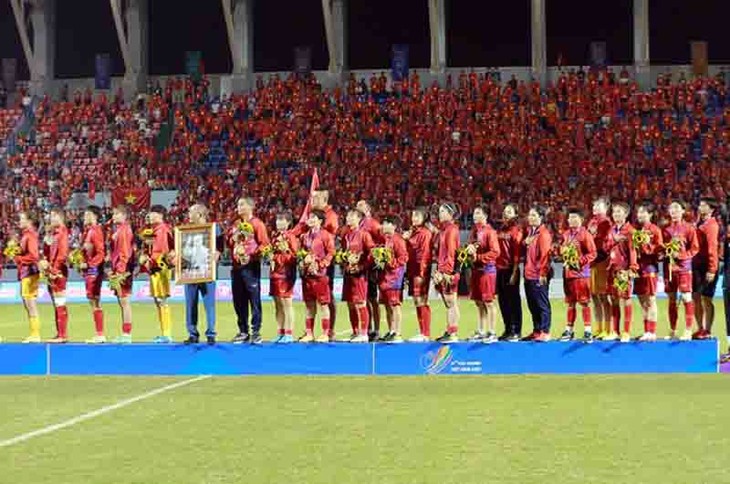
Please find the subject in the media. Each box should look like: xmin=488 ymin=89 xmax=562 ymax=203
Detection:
xmin=0 ymin=375 xmax=210 ymax=448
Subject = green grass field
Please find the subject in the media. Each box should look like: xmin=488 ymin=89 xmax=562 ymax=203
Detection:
xmin=0 ymin=298 xmax=727 ymax=350
xmin=0 ymin=299 xmax=728 ymax=483
xmin=1 ymin=375 xmax=729 ymax=484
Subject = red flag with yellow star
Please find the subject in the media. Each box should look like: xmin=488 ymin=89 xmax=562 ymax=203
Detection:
xmin=111 ymin=187 xmax=151 ymax=211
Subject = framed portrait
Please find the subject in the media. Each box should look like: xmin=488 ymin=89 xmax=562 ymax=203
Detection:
xmin=174 ymin=223 xmax=217 ymax=284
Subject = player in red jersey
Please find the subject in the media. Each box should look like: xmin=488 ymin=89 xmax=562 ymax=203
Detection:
xmin=269 ymin=211 xmax=299 ymax=343
xmin=80 ymin=206 xmax=106 ymax=343
xmin=110 ymin=205 xmax=135 ymax=343
xmin=298 ymin=210 xmax=336 ymax=343
xmin=434 ymin=203 xmax=461 ymax=343
xmin=557 ymin=208 xmax=597 ymax=342
xmin=40 ymin=208 xmax=70 ymax=343
xmin=604 ymin=202 xmax=638 ymax=342
xmin=340 ymin=208 xmax=374 ymax=343
xmin=692 ymin=197 xmax=721 ymax=339
xmin=587 ymin=197 xmax=613 ymax=338
xmin=15 ymin=212 xmax=42 ymax=342
xmin=293 ymin=188 xmax=339 ymax=340
xmin=496 ymin=203 xmax=523 ymax=341
xmin=403 ymin=207 xmax=433 ymax=341
xmin=633 ymin=202 xmax=664 ymax=341
xmin=466 ymin=205 xmax=500 ymax=343
xmin=356 ymin=199 xmax=384 ymax=341
xmin=662 ymin=200 xmax=700 ymax=341
xmin=377 ymin=216 xmax=408 ymax=343
xmin=522 ymin=206 xmax=553 ymax=342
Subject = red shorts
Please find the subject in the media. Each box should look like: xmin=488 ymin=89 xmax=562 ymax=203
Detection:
xmin=634 ymin=274 xmax=657 ymax=296
xmin=342 ymin=275 xmax=367 ymax=304
xmin=48 ymin=275 xmax=68 ymax=294
xmin=270 ymin=277 xmax=294 ymax=298
xmin=379 ymin=288 xmax=403 ymax=307
xmin=407 ymin=274 xmax=431 ymax=298
xmin=303 ymin=276 xmax=331 ymax=305
xmin=608 ymin=270 xmax=633 ymax=300
xmin=85 ymin=274 xmax=103 ymax=299
xmin=436 ymin=273 xmax=460 ymax=296
xmin=564 ymin=277 xmax=591 ymax=304
xmin=665 ymin=271 xmax=692 ymax=294
xmin=470 ymin=270 xmax=496 ymax=303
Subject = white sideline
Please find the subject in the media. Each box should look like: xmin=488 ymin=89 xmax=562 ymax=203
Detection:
xmin=0 ymin=375 xmax=210 ymax=449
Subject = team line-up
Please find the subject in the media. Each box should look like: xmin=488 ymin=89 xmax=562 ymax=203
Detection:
xmin=0 ymin=189 xmax=725 ymax=346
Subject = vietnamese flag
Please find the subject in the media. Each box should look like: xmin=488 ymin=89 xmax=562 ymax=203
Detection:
xmin=111 ymin=187 xmax=151 ymax=211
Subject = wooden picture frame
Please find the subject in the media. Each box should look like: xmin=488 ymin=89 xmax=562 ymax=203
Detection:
xmin=174 ymin=223 xmax=217 ymax=284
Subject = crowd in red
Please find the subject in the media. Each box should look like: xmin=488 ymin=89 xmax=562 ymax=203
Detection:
xmin=1 ymin=68 xmax=729 ymax=239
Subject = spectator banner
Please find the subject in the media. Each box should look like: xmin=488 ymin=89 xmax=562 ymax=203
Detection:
xmin=111 ymin=187 xmax=151 ymax=211
xmin=391 ymin=44 xmax=409 ymax=82
xmin=691 ymin=41 xmax=708 ymax=77
xmin=185 ymin=51 xmax=203 ymax=82
xmin=589 ymin=42 xmax=607 ymax=68
xmin=1 ymin=58 xmax=17 ymax=93
xmin=294 ymin=46 xmax=312 ymax=75
xmin=95 ymin=54 xmax=111 ymax=90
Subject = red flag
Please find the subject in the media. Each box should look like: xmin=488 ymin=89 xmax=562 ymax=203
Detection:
xmin=88 ymin=179 xmax=96 ymax=200
xmin=111 ymin=187 xmax=151 ymax=211
xmin=297 ymin=169 xmax=319 ymax=226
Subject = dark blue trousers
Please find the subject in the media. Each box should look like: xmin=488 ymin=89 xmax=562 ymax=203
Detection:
xmin=185 ymin=282 xmax=216 ymax=338
xmin=231 ymin=263 xmax=262 ymax=335
xmin=525 ymin=279 xmax=551 ymax=334
xmin=497 ymin=267 xmax=523 ymax=335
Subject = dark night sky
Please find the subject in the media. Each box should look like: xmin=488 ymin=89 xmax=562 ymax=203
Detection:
xmin=0 ymin=0 xmax=729 ymax=80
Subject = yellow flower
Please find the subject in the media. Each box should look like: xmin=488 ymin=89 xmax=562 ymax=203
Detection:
xmin=139 ymin=228 xmax=154 ymax=239
xmin=613 ymin=270 xmax=631 ymax=293
xmin=68 ymin=249 xmax=85 ymax=269
xmin=371 ymin=247 xmax=392 ymax=270
xmin=108 ymin=272 xmax=129 ymax=292
xmin=632 ymin=229 xmax=651 ymax=247
xmin=259 ymin=244 xmax=273 ymax=261
xmin=560 ymin=244 xmax=580 ymax=270
xmin=2 ymin=239 xmax=21 ymax=259
xmin=296 ymin=249 xmax=309 ymax=263
xmin=238 ymin=222 xmax=254 ymax=236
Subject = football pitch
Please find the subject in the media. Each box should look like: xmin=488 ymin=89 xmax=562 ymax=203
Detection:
xmin=0 ymin=299 xmax=728 ymax=484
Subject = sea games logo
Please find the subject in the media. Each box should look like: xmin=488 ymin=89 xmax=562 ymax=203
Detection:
xmin=420 ymin=346 xmax=484 ymax=374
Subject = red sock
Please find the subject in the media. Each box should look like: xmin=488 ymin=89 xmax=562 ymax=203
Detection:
xmin=643 ymin=319 xmax=648 ymax=333
xmin=56 ymin=306 xmax=69 ymax=339
xmin=122 ymin=322 xmax=132 ymax=335
xmin=684 ymin=302 xmax=695 ymax=330
xmin=278 ymin=327 xmax=285 ymax=335
xmin=284 ymin=329 xmax=292 ymax=335
xmin=581 ymin=306 xmax=592 ymax=329
xmin=93 ymin=308 xmax=104 ymax=336
xmin=422 ymin=306 xmax=432 ymax=337
xmin=305 ymin=318 xmax=314 ymax=334
xmin=611 ymin=305 xmax=620 ymax=333
xmin=321 ymin=318 xmax=331 ymax=333
xmin=567 ymin=306 xmax=576 ymax=326
xmin=623 ymin=305 xmax=633 ymax=334
xmin=348 ymin=307 xmax=358 ymax=334
xmin=358 ymin=307 xmax=370 ymax=336
xmin=647 ymin=320 xmax=657 ymax=333
xmin=447 ymin=323 xmax=458 ymax=334
xmin=669 ymin=303 xmax=678 ymax=331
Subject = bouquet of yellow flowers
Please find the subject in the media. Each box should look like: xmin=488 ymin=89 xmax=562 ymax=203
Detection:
xmin=274 ymin=236 xmax=290 ymax=253
xmin=335 ymin=250 xmax=361 ymax=273
xmin=259 ymin=244 xmax=273 ymax=262
xmin=2 ymin=239 xmax=21 ymax=259
xmin=664 ymin=237 xmax=682 ymax=282
xmin=296 ymin=248 xmax=310 ymax=264
xmin=371 ymin=246 xmax=393 ymax=270
xmin=613 ymin=270 xmax=632 ymax=293
xmin=68 ymin=248 xmax=86 ymax=270
xmin=108 ymin=272 xmax=129 ymax=293
xmin=155 ymin=254 xmax=171 ymax=271
xmin=456 ymin=246 xmax=476 ymax=270
xmin=560 ymin=243 xmax=581 ymax=270
xmin=238 ymin=221 xmax=254 ymax=237
xmin=233 ymin=244 xmax=247 ymax=263
xmin=632 ymin=229 xmax=651 ymax=248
